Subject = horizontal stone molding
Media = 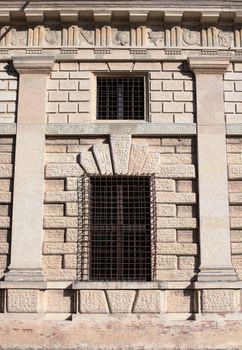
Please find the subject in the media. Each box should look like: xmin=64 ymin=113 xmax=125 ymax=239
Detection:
xmin=45 ymin=123 xmax=197 ymax=135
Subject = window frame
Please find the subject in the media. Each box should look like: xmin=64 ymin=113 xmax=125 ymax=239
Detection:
xmin=77 ymin=174 xmax=157 ymax=282
xmin=91 ymin=72 xmax=149 ymax=122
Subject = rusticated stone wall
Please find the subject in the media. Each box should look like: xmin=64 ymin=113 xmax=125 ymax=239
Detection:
xmin=46 ymin=62 xmax=195 ymax=124
xmin=224 ymin=63 xmax=242 ymax=124
xmin=0 ymin=63 xmax=18 ymax=124
xmin=0 ymin=137 xmax=14 ymax=280
xmin=227 ymin=137 xmax=242 ymax=280
xmin=43 ymin=136 xmax=198 ymax=282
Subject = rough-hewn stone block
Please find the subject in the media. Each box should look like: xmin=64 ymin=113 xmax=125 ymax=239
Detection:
xmin=156 ymin=192 xmax=196 ymax=204
xmin=46 ymin=290 xmax=73 ymax=313
xmin=63 ymin=255 xmax=77 ymax=269
xmin=157 ymin=204 xmax=176 ymax=217
xmin=167 ymin=290 xmax=195 ymax=313
xmin=79 ymin=291 xmax=109 ymax=314
xmin=44 ymin=217 xmax=78 ymax=229
xmin=133 ymin=291 xmax=161 ymax=313
xmin=157 ymin=218 xmax=197 ymax=229
xmin=7 ymin=290 xmax=39 ymax=313
xmin=157 ymin=165 xmax=195 ymax=179
xmin=45 ymin=164 xmax=83 ymax=178
xmin=43 ymin=255 xmax=62 ymax=269
xmin=157 ymin=243 xmax=198 ymax=255
xmin=106 ymin=291 xmax=136 ymax=313
xmin=45 ymin=191 xmax=77 ymax=203
xmin=157 ymin=229 xmax=176 ymax=243
xmin=202 ymin=290 xmax=235 ymax=313
xmin=43 ymin=242 xmax=77 ymax=254
xmin=157 ymin=255 xmax=177 ymax=269
xmin=155 ymin=179 xmax=175 ymax=192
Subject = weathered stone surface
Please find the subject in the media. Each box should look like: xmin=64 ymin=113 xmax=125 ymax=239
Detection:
xmin=7 ymin=290 xmax=39 ymax=313
xmin=232 ymin=255 xmax=242 ymax=269
xmin=177 ymin=180 xmax=194 ymax=192
xmin=156 ymin=192 xmax=196 ymax=203
xmin=63 ymin=255 xmax=77 ymax=269
xmin=79 ymin=291 xmax=109 ymax=314
xmin=44 ymin=217 xmax=78 ymax=229
xmin=0 ymin=255 xmax=7 ymax=269
xmin=178 ymin=256 xmax=198 ymax=270
xmin=44 ymin=229 xmax=65 ymax=242
xmin=231 ymin=243 xmax=242 ymax=254
xmin=177 ymin=230 xmax=198 ymax=243
xmin=106 ymin=290 xmax=136 ymax=313
xmin=43 ymin=255 xmax=62 ymax=269
xmin=160 ymin=154 xmax=192 ymax=164
xmin=46 ymin=153 xmax=78 ymax=163
xmin=93 ymin=144 xmax=113 ymax=175
xmin=231 ymin=218 xmax=242 ymax=229
xmin=157 ymin=218 xmax=197 ymax=229
xmin=156 ymin=270 xmax=196 ymax=281
xmin=155 ymin=179 xmax=175 ymax=192
xmin=177 ymin=205 xmax=195 ymax=218
xmin=46 ymin=290 xmax=73 ymax=313
xmin=66 ymin=203 xmax=78 ymax=216
xmin=110 ymin=134 xmax=131 ymax=174
xmin=157 ymin=229 xmax=176 ymax=243
xmin=45 ymin=179 xmax=65 ymax=192
xmin=45 ymin=191 xmax=77 ymax=203
xmin=202 ymin=290 xmax=235 ymax=313
xmin=157 ymin=165 xmax=195 ymax=178
xmin=167 ymin=290 xmax=195 ymax=313
xmin=157 ymin=243 xmax=198 ymax=255
xmin=231 ymin=230 xmax=242 ymax=242
xmin=0 ymin=165 xmax=13 ymax=178
xmin=44 ymin=204 xmax=64 ymax=217
xmin=45 ymin=269 xmax=76 ymax=281
xmin=157 ymin=204 xmax=176 ymax=217
xmin=0 ymin=217 xmax=10 ymax=228
xmin=142 ymin=153 xmax=160 ymax=173
xmin=133 ymin=290 xmax=161 ymax=313
xmin=157 ymin=255 xmax=177 ymax=269
xmin=80 ymin=151 xmax=99 ymax=174
xmin=129 ymin=144 xmax=148 ymax=174
xmin=229 ymin=165 xmax=242 ymax=179
xmin=45 ymin=164 xmax=83 ymax=178
xmin=66 ymin=229 xmax=78 ymax=242
xmin=43 ymin=243 xmax=77 ymax=254
xmin=0 ymin=242 xmax=9 ymax=254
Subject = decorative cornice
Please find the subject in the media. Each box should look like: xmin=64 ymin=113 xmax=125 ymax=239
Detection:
xmin=188 ymin=56 xmax=230 ymax=74
xmin=12 ymin=55 xmax=55 ymax=74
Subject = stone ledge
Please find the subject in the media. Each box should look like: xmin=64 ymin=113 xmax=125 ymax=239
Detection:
xmin=45 ymin=123 xmax=197 ymax=135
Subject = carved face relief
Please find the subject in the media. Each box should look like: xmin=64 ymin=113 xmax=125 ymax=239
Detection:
xmin=218 ymin=30 xmax=233 ymax=47
xmin=183 ymin=29 xmax=200 ymax=46
xmin=113 ymin=30 xmax=129 ymax=46
xmin=148 ymin=30 xmax=164 ymax=47
xmin=10 ymin=28 xmax=27 ymax=46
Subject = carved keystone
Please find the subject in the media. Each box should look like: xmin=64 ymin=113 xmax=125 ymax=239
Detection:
xmin=110 ymin=134 xmax=131 ymax=174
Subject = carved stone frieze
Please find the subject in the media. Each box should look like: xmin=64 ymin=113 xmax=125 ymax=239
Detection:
xmin=0 ymin=24 xmax=239 ymax=50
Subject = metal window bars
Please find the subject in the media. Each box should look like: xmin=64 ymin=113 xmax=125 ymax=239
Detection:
xmin=97 ymin=77 xmax=145 ymax=120
xmin=77 ymin=174 xmax=157 ymax=282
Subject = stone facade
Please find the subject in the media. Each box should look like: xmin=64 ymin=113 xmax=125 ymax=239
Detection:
xmin=1 ymin=0 xmax=242 ymax=348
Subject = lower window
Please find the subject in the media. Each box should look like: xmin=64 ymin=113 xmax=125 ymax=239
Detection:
xmin=78 ymin=175 xmax=157 ymax=282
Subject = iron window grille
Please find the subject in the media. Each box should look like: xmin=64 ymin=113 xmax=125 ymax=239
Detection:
xmin=96 ymin=77 xmax=145 ymax=120
xmin=77 ymin=174 xmax=157 ymax=282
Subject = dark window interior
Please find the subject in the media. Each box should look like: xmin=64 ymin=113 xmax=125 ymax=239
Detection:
xmin=97 ymin=77 xmax=145 ymax=120
xmin=89 ymin=175 xmax=152 ymax=281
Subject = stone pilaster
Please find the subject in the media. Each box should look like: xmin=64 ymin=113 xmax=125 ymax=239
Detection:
xmin=5 ymin=56 xmax=55 ymax=282
xmin=189 ymin=57 xmax=238 ymax=282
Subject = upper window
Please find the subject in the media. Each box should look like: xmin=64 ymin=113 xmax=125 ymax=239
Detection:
xmin=78 ymin=174 xmax=157 ymax=282
xmin=97 ymin=77 xmax=145 ymax=120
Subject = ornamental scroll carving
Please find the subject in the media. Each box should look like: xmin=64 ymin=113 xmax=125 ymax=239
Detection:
xmin=0 ymin=25 xmax=237 ymax=48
